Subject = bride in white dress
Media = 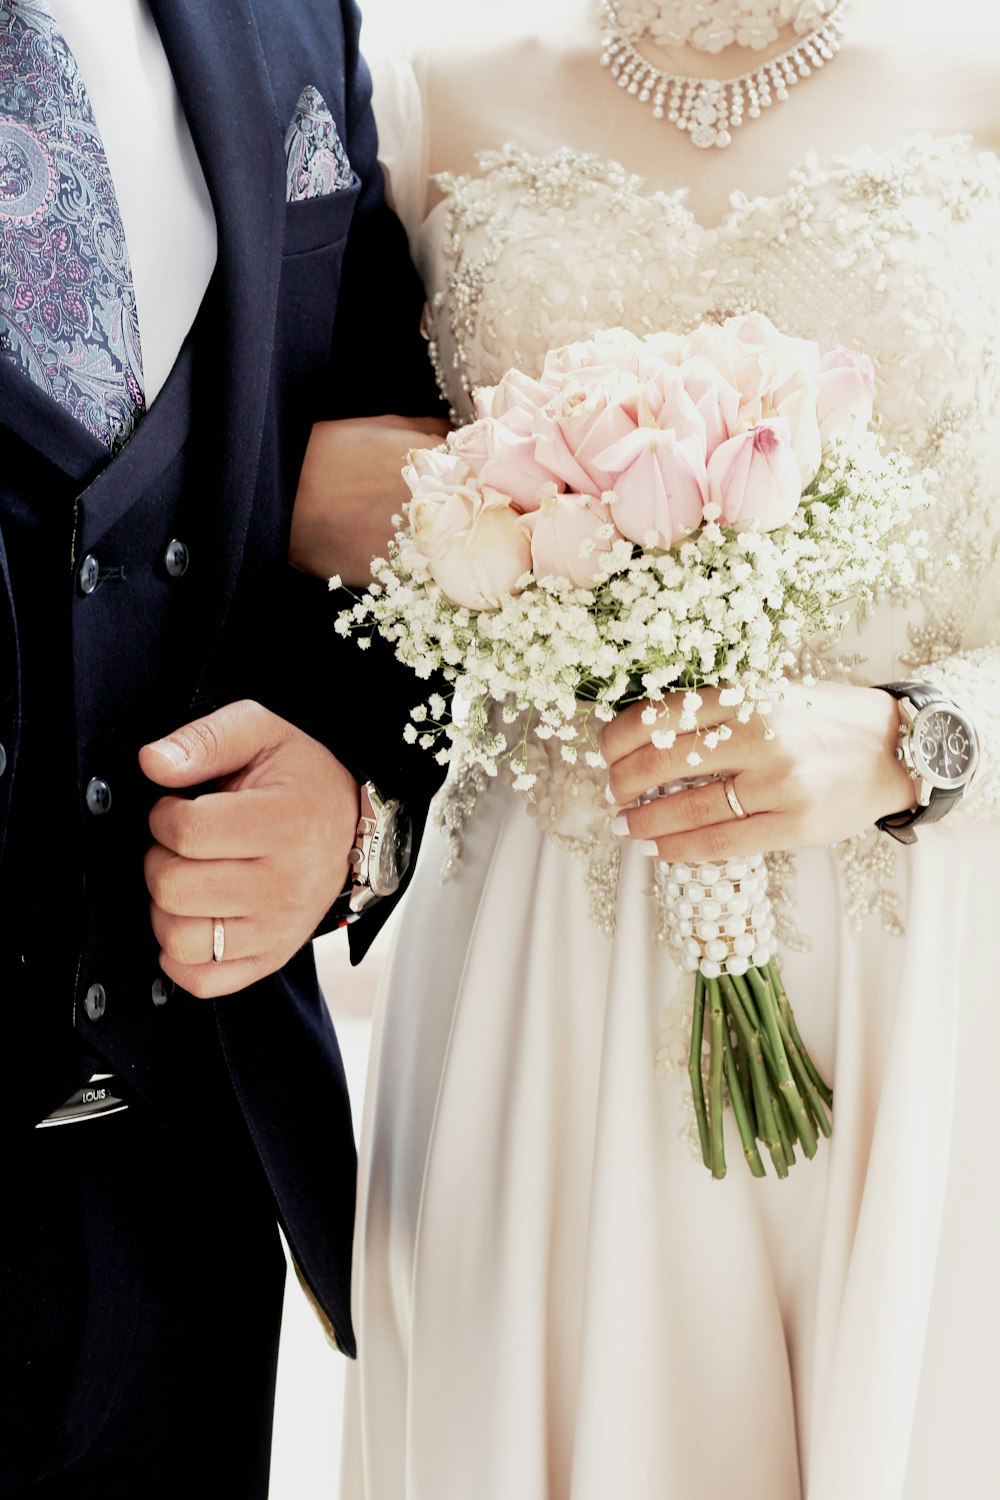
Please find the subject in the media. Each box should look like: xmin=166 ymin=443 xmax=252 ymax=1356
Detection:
xmin=338 ymin=2 xmax=1000 ymax=1495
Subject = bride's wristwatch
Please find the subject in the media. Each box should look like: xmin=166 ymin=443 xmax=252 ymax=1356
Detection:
xmin=875 ymin=681 xmax=980 ymax=845
xmin=331 ymin=781 xmax=413 ymax=926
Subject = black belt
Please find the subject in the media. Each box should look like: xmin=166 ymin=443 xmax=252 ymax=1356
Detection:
xmin=35 ymin=1073 xmax=129 ymax=1129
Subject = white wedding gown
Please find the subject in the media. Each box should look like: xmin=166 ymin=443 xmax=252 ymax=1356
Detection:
xmin=341 ymin=27 xmax=1000 ymax=1500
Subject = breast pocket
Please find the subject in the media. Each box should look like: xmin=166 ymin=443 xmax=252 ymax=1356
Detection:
xmin=276 ymin=172 xmax=362 ymax=400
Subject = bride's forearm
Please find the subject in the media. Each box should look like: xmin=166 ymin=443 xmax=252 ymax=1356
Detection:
xmin=290 ymin=414 xmax=451 ymax=584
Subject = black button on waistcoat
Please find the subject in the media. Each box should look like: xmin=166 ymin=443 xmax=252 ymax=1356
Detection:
xmin=84 ymin=983 xmax=107 ymax=1021
xmin=85 ymin=777 xmax=112 ymax=815
xmin=163 ymin=538 xmax=190 ymax=578
xmin=78 ymin=554 xmax=100 ymax=594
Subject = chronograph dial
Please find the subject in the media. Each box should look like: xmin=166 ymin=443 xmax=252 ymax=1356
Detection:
xmin=876 ymin=682 xmax=980 ymax=844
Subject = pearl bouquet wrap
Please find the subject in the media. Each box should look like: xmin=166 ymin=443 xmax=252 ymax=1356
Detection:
xmin=338 ymin=316 xmax=931 ymax=1178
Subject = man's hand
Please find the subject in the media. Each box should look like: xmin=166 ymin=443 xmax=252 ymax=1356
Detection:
xmin=139 ymin=701 xmax=359 ymax=998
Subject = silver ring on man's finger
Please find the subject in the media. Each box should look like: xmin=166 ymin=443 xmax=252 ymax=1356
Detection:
xmin=212 ymin=918 xmax=225 ymax=963
xmin=723 ymin=777 xmax=749 ymax=820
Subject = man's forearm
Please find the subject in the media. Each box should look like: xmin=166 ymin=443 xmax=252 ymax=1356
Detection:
xmin=290 ymin=413 xmax=450 ymax=583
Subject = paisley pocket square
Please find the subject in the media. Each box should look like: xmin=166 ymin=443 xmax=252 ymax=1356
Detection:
xmin=284 ymin=85 xmax=354 ymax=202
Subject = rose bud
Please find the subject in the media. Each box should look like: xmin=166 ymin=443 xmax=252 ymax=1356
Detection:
xmin=815 ymin=348 xmax=876 ymax=446
xmin=706 ymin=417 xmax=802 ymax=530
xmin=676 ymin=355 xmax=741 ymax=457
xmin=640 ymin=367 xmax=707 ymax=447
xmin=597 ymin=427 xmax=708 ymax=547
xmin=518 ymin=493 xmax=619 ymax=587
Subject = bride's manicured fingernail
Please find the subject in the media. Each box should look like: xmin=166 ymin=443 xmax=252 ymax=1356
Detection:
xmin=611 ymin=815 xmax=630 ymax=836
xmin=604 ymin=784 xmax=617 ymax=804
xmin=639 ymin=840 xmax=661 ymax=856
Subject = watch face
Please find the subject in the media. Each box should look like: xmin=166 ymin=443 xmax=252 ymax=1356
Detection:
xmin=912 ymin=705 xmax=979 ymax=791
xmin=369 ymin=802 xmax=413 ymax=898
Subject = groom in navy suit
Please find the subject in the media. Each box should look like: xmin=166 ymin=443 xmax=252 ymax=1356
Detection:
xmin=0 ymin=0 xmax=441 ymax=1493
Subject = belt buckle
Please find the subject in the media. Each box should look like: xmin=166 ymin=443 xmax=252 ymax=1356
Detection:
xmin=36 ymin=1073 xmax=129 ymax=1129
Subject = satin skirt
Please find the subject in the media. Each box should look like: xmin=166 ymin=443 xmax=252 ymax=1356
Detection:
xmin=341 ymin=778 xmax=1000 ymax=1500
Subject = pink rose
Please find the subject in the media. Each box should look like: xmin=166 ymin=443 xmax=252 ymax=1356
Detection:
xmin=475 ymin=367 xmax=559 ymax=424
xmin=598 ymin=427 xmax=708 ymax=547
xmin=533 ymin=383 xmax=638 ymax=496
xmin=409 ymin=485 xmax=531 ymax=610
xmin=815 ymin=348 xmax=875 ymax=446
xmin=771 ymin=375 xmax=822 ymax=487
xmin=723 ymin=313 xmax=821 ymax=390
xmin=452 ymin=418 xmax=561 ymax=510
xmin=707 ymin=418 xmax=802 ymax=530
xmin=541 ymin=328 xmax=648 ymax=382
xmin=518 ymin=493 xmax=619 ymax=587
xmin=640 ymin=367 xmax=707 ymax=447
xmin=404 ymin=445 xmax=474 ymax=498
xmin=448 ymin=421 xmax=494 ymax=475
xmin=676 ymin=356 xmax=741 ymax=457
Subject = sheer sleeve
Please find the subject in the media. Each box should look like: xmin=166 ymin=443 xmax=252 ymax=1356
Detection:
xmin=371 ymin=50 xmax=431 ymax=254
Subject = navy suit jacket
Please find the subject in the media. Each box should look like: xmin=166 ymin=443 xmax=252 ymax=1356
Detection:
xmin=0 ymin=0 xmax=444 ymax=1355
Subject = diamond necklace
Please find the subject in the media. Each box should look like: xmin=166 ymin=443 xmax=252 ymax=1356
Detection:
xmin=598 ymin=0 xmax=849 ymax=150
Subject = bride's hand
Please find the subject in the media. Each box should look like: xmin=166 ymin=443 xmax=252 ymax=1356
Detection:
xmin=601 ymin=680 xmax=919 ymax=862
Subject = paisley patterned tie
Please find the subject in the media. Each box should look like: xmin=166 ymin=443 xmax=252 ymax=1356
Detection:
xmin=0 ymin=0 xmax=144 ymax=450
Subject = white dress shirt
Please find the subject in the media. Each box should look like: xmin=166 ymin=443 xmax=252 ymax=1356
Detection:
xmin=53 ymin=0 xmax=218 ymax=404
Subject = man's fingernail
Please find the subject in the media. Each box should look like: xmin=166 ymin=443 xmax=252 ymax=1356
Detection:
xmin=611 ymin=815 xmax=630 ymax=837
xmin=147 ymin=738 xmax=188 ymax=767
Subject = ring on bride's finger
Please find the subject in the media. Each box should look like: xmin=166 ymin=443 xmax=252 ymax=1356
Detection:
xmin=723 ymin=777 xmax=748 ymax=820
xmin=212 ymin=917 xmax=225 ymax=963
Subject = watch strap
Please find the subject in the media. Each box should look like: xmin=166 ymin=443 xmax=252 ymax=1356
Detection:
xmin=876 ymin=786 xmax=963 ymax=844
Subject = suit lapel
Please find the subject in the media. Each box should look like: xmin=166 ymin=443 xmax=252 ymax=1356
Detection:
xmin=78 ymin=0 xmax=286 ymax=558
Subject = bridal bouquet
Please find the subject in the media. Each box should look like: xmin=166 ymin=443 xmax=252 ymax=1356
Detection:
xmin=337 ymin=315 xmax=929 ymax=1179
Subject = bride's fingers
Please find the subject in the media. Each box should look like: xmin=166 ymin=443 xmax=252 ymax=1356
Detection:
xmin=615 ymin=776 xmax=760 ymax=842
xmin=600 ymin=691 xmax=740 ymax=768
xmin=606 ymin=722 xmax=767 ymax=806
xmin=640 ymin=808 xmax=798 ymax=864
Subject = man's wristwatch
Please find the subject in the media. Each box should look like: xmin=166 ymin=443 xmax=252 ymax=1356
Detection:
xmin=332 ymin=781 xmax=413 ymax=926
xmin=875 ymin=681 xmax=980 ymax=845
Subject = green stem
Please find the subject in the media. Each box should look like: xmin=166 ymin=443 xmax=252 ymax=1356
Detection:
xmin=720 ymin=975 xmax=785 ymax=1177
xmin=688 ymin=974 xmax=711 ymax=1171
xmin=736 ymin=1017 xmax=755 ymax=1138
xmin=707 ymin=978 xmax=727 ymax=1181
xmin=767 ymin=959 xmax=834 ymax=1110
xmin=747 ymin=967 xmax=818 ymax=1161
xmin=770 ymin=1079 xmax=797 ymax=1171
xmin=723 ymin=1020 xmax=765 ymax=1177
